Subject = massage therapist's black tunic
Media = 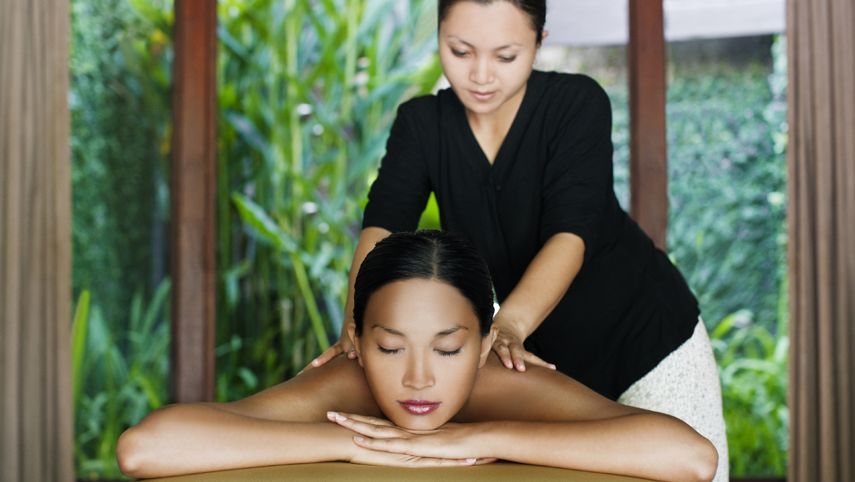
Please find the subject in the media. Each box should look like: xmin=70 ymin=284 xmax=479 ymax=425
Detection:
xmin=362 ymin=70 xmax=700 ymax=400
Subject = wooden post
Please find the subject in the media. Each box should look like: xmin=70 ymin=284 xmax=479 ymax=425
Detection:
xmin=170 ymin=0 xmax=217 ymax=402
xmin=628 ymin=0 xmax=669 ymax=250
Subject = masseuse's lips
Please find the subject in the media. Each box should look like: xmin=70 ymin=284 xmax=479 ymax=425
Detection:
xmin=398 ymin=400 xmax=441 ymax=416
xmin=469 ymin=90 xmax=496 ymax=102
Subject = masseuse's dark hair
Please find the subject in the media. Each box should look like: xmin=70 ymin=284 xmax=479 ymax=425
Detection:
xmin=438 ymin=0 xmax=547 ymax=44
xmin=353 ymin=230 xmax=494 ymax=336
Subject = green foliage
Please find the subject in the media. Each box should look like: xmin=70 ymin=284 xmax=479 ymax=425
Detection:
xmin=70 ymin=0 xmax=173 ymax=325
xmin=70 ymin=0 xmax=173 ymax=478
xmin=712 ymin=308 xmax=789 ymax=475
xmin=72 ymin=280 xmax=171 ymax=480
xmin=667 ymin=40 xmax=788 ymax=333
xmin=666 ymin=37 xmax=789 ymax=477
xmin=216 ymin=0 xmax=443 ymax=400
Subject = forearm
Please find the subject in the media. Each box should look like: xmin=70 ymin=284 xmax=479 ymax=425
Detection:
xmin=342 ymin=227 xmax=391 ymax=329
xmin=482 ymin=414 xmax=717 ymax=482
xmin=117 ymin=404 xmax=356 ymax=478
xmin=497 ymin=233 xmax=584 ymax=337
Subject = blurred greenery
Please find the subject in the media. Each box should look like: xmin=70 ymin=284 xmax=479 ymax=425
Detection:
xmin=69 ymin=0 xmax=789 ymax=477
xmin=70 ymin=0 xmax=173 ymax=478
xmin=215 ymin=0 xmax=444 ymax=400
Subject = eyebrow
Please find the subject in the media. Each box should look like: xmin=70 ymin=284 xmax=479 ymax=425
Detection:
xmin=445 ymin=35 xmax=522 ymax=51
xmin=372 ymin=324 xmax=469 ymax=338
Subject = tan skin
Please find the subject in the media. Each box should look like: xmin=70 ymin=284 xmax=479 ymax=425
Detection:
xmin=309 ymin=1 xmax=584 ymax=374
xmin=117 ymin=278 xmax=717 ymax=481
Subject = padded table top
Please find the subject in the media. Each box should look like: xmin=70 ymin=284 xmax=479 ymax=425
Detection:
xmin=146 ymin=462 xmax=652 ymax=481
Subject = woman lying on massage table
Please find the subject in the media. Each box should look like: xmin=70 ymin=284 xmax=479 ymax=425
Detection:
xmin=116 ymin=230 xmax=718 ymax=482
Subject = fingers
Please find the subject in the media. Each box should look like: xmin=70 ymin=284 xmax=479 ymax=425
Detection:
xmin=328 ymin=412 xmax=403 ymax=439
xmin=522 ymin=351 xmax=556 ymax=370
xmin=508 ymin=343 xmax=528 ymax=371
xmin=333 ymin=412 xmax=394 ymax=427
xmin=493 ymin=343 xmax=514 ymax=369
xmin=303 ymin=343 xmax=343 ymax=372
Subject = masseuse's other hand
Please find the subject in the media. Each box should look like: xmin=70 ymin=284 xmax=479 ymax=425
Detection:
xmin=301 ymin=332 xmax=357 ymax=372
xmin=327 ymin=412 xmax=497 ymax=466
xmin=492 ymin=314 xmax=556 ymax=372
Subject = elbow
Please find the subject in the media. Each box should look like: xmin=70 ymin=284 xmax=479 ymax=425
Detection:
xmin=116 ymin=405 xmax=174 ymax=478
xmin=116 ymin=426 xmax=144 ymax=478
xmin=687 ymin=436 xmax=719 ymax=482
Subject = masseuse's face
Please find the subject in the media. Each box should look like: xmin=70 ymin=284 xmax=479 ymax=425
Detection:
xmin=349 ymin=278 xmax=495 ymax=431
xmin=438 ymin=1 xmax=541 ymax=117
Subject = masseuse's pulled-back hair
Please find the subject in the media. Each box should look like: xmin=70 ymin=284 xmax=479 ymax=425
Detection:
xmin=438 ymin=0 xmax=547 ymax=44
xmin=353 ymin=230 xmax=494 ymax=336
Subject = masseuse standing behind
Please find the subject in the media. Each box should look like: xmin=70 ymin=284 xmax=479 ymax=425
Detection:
xmin=309 ymin=1 xmax=727 ymax=479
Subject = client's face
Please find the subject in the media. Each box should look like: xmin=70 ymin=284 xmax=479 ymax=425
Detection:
xmin=350 ymin=278 xmax=494 ymax=431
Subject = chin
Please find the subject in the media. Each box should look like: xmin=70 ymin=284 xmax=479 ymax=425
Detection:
xmin=394 ymin=414 xmax=448 ymax=431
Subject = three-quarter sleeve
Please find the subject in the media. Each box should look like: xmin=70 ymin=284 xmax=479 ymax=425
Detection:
xmin=539 ymin=76 xmax=614 ymax=262
xmin=362 ymin=101 xmax=431 ymax=232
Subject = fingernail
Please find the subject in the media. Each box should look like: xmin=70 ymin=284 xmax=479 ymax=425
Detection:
xmin=466 ymin=458 xmax=477 ymax=464
xmin=354 ymin=436 xmax=364 ymax=442
xmin=312 ymin=359 xmax=319 ymax=366
xmin=326 ymin=411 xmax=336 ymax=420
xmin=549 ymin=364 xmax=557 ymax=370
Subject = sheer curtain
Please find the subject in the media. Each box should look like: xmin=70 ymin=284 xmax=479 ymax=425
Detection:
xmin=0 ymin=0 xmax=74 ymax=480
xmin=787 ymin=0 xmax=855 ymax=480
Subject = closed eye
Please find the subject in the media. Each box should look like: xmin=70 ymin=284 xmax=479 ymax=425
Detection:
xmin=377 ymin=346 xmax=400 ymax=355
xmin=436 ymin=348 xmax=462 ymax=357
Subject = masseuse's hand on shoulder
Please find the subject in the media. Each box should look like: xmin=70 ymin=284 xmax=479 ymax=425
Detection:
xmin=492 ymin=311 xmax=556 ymax=372
xmin=303 ymin=331 xmax=357 ymax=372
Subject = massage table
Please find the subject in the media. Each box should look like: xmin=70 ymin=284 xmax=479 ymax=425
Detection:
xmin=146 ymin=462 xmax=652 ymax=481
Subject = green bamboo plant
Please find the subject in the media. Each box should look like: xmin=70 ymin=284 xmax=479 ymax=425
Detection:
xmin=71 ymin=280 xmax=171 ymax=480
xmin=217 ymin=0 xmax=443 ymax=399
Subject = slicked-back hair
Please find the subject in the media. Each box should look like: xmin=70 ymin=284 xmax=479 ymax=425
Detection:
xmin=353 ymin=230 xmax=494 ymax=336
xmin=438 ymin=0 xmax=547 ymax=44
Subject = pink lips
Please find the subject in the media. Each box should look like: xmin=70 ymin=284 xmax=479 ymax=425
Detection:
xmin=399 ymin=400 xmax=441 ymax=416
xmin=470 ymin=90 xmax=496 ymax=102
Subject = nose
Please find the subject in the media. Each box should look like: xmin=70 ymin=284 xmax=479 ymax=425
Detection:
xmin=469 ymin=57 xmax=493 ymax=86
xmin=402 ymin=353 xmax=435 ymax=390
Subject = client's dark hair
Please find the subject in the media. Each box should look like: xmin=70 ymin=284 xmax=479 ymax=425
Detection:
xmin=353 ymin=230 xmax=494 ymax=336
xmin=438 ymin=0 xmax=547 ymax=44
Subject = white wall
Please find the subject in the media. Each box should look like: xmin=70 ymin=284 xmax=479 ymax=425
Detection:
xmin=543 ymin=0 xmax=785 ymax=46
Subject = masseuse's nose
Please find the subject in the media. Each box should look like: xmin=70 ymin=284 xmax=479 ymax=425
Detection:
xmin=402 ymin=353 xmax=435 ymax=390
xmin=469 ymin=56 xmax=493 ymax=86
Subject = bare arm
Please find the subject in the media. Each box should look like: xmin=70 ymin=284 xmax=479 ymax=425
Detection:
xmin=344 ymin=354 xmax=718 ymax=482
xmin=116 ymin=356 xmax=380 ymax=478
xmin=491 ymin=232 xmax=584 ymax=370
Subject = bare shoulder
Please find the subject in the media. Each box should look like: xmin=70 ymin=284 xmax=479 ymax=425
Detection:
xmin=217 ymin=355 xmax=382 ymax=422
xmin=456 ymin=353 xmax=642 ymax=423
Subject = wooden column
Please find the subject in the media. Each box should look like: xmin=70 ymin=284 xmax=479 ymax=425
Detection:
xmin=171 ymin=0 xmax=217 ymax=402
xmin=628 ymin=0 xmax=669 ymax=250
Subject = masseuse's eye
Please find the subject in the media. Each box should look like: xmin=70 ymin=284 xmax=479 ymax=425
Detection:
xmin=377 ymin=345 xmax=400 ymax=355
xmin=436 ymin=348 xmax=462 ymax=357
xmin=498 ymin=55 xmax=516 ymax=63
xmin=451 ymin=49 xmax=469 ymax=58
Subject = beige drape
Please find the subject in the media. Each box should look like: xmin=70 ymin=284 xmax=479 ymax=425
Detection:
xmin=0 ymin=0 xmax=75 ymax=480
xmin=787 ymin=0 xmax=855 ymax=480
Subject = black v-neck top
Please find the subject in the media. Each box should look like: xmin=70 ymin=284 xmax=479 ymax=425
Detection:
xmin=362 ymin=70 xmax=699 ymax=399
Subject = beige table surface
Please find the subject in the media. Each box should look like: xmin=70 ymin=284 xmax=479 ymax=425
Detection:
xmin=146 ymin=462 xmax=652 ymax=481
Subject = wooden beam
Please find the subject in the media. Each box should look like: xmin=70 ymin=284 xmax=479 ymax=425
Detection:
xmin=628 ymin=0 xmax=669 ymax=250
xmin=170 ymin=0 xmax=217 ymax=402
